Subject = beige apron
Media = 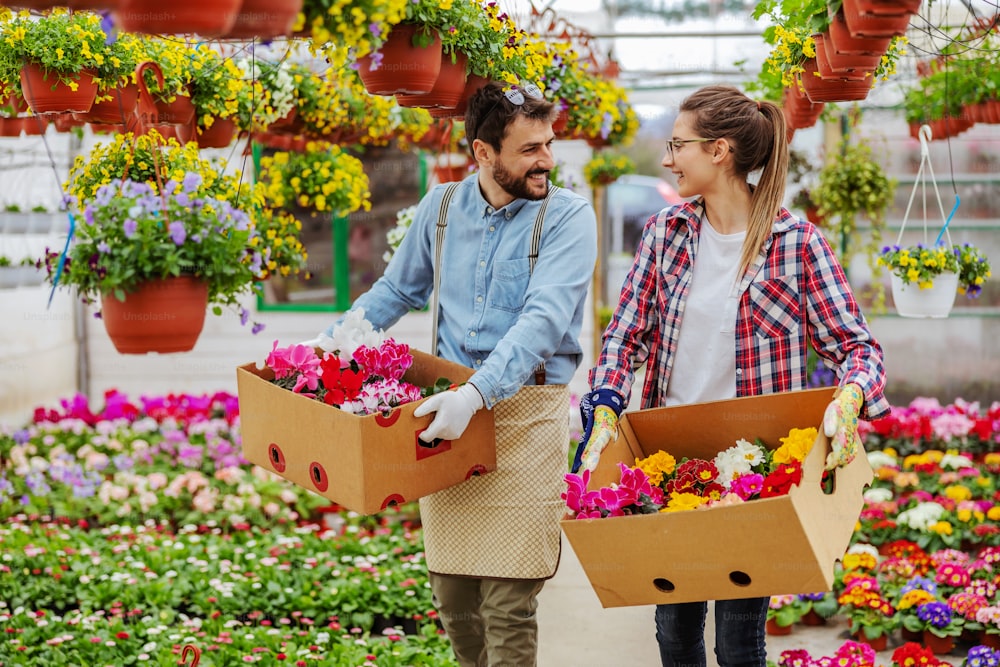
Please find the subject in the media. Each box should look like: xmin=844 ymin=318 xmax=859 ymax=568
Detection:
xmin=419 ymin=384 xmax=568 ymax=579
xmin=419 ymin=182 xmax=566 ymax=579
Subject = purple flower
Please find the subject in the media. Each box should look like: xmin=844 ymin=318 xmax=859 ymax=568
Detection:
xmin=368 ymin=22 xmax=381 ymax=38
xmin=181 ymin=172 xmax=202 ymax=193
xmin=251 ymin=322 xmax=266 ymax=335
xmin=168 ymin=221 xmax=186 ymax=245
xmin=965 ymin=645 xmax=1000 ymax=667
xmin=240 ymin=308 xmax=249 ymax=326
xmin=916 ymin=601 xmax=953 ymax=628
xmin=123 ymin=219 xmax=137 ymax=238
xmin=97 ymin=241 xmax=110 ymax=253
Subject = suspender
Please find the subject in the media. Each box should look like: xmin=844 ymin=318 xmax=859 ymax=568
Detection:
xmin=432 ymin=182 xmax=558 ymax=386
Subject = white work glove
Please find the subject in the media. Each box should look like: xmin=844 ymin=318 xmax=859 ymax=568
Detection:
xmin=413 ymin=383 xmax=484 ymax=442
xmin=823 ymin=383 xmax=864 ymax=470
xmin=297 ymin=337 xmax=324 ymax=350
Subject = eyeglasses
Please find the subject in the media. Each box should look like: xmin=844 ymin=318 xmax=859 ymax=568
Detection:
xmin=664 ymin=137 xmax=716 ymax=162
xmin=479 ymin=82 xmax=544 ymax=126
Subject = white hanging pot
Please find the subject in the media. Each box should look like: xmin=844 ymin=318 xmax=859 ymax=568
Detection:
xmin=890 ymin=271 xmax=959 ymax=318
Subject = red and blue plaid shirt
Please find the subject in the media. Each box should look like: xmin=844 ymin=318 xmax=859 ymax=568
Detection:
xmin=590 ymin=201 xmax=890 ymax=420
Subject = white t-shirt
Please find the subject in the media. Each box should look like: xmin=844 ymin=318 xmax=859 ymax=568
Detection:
xmin=665 ymin=219 xmax=746 ymax=406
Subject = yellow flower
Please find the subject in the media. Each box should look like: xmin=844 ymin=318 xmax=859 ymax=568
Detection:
xmin=773 ymin=427 xmax=817 ymax=464
xmin=661 ymin=492 xmax=708 ymax=512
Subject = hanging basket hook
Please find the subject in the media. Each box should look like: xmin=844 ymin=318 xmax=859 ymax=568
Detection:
xmin=918 ymin=123 xmax=932 ymax=157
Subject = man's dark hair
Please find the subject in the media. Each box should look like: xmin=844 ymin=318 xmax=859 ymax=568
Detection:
xmin=464 ymin=81 xmax=556 ymax=156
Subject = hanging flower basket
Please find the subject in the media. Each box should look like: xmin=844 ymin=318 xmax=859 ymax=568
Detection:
xmin=101 ymin=276 xmax=209 ymax=354
xmin=890 ymin=272 xmax=958 ymax=318
xmin=154 ymin=90 xmax=196 ymax=125
xmin=114 ymin=0 xmax=242 ymax=36
xmin=73 ymin=83 xmax=139 ymax=125
xmin=814 ymin=32 xmax=879 ymax=80
xmin=395 ymin=51 xmax=469 ymax=109
xmin=356 ymin=24 xmax=443 ymax=96
xmin=222 ymin=0 xmax=303 ymax=40
xmin=19 ymin=63 xmax=99 ymax=115
xmin=800 ymin=58 xmax=872 ymax=103
xmin=827 ymin=9 xmax=892 ymax=56
xmin=195 ymin=117 xmax=237 ymax=148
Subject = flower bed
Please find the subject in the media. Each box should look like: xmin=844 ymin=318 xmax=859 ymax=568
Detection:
xmin=0 ymin=391 xmax=456 ymax=665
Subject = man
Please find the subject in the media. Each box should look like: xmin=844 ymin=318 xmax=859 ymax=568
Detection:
xmin=309 ymin=81 xmax=596 ymax=666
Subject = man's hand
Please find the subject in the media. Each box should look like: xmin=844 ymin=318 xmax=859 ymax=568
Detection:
xmin=570 ymin=389 xmax=624 ymax=473
xmin=413 ymin=384 xmax=485 ymax=442
xmin=823 ymin=383 xmax=864 ymax=470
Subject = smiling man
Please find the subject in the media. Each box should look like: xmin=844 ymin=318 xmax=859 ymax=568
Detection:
xmin=308 ymin=81 xmax=597 ymax=666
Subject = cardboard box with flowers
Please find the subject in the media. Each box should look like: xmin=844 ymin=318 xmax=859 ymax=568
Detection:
xmin=560 ymin=388 xmax=874 ymax=607
xmin=237 ymin=310 xmax=496 ymax=515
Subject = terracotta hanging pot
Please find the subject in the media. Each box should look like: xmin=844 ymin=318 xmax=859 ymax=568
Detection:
xmin=552 ymin=104 xmax=570 ymax=135
xmin=114 ymin=0 xmax=242 ymax=36
xmin=800 ymin=58 xmax=872 ymax=103
xmin=396 ymin=51 xmax=469 ymax=109
xmin=19 ymin=63 xmax=98 ymax=115
xmin=196 ymin=117 xmax=237 ymax=148
xmin=853 ymin=0 xmax=921 ymax=13
xmin=843 ymin=0 xmax=912 ymax=38
xmin=68 ymin=0 xmax=123 ymax=8
xmin=73 ymin=83 xmax=139 ymax=125
xmin=814 ymin=32 xmax=879 ymax=79
xmin=223 ymin=0 xmax=304 ymax=40
xmin=444 ymin=72 xmax=490 ymax=118
xmin=357 ymin=23 xmax=443 ymax=96
xmin=154 ymin=91 xmax=196 ymax=125
xmin=828 ymin=9 xmax=892 ymax=55
xmin=100 ymin=276 xmax=209 ymax=354
xmin=921 ymin=630 xmax=955 ymax=655
xmin=433 ymin=163 xmax=469 ymax=183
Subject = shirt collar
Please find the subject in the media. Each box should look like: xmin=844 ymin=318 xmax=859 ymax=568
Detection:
xmin=473 ymin=178 xmax=532 ymax=219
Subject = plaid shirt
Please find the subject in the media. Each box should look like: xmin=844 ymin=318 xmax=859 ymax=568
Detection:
xmin=590 ymin=201 xmax=890 ymax=421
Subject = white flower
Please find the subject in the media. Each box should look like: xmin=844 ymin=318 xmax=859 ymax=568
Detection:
xmin=939 ymin=453 xmax=974 ymax=470
xmin=383 ymin=205 xmax=417 ymax=263
xmin=847 ymin=543 xmax=879 ymax=557
xmin=897 ymin=501 xmax=946 ymax=531
xmin=865 ymin=450 xmax=898 ymax=470
xmin=713 ymin=439 xmax=765 ymax=488
xmin=321 ymin=308 xmax=384 ymax=358
xmin=863 ymin=488 xmax=894 ymax=503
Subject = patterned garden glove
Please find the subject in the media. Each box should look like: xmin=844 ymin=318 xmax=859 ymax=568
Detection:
xmin=823 ymin=383 xmax=864 ymax=470
xmin=571 ymin=389 xmax=624 ymax=474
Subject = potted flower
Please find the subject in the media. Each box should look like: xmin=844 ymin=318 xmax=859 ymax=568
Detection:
xmin=837 ymin=578 xmax=898 ymax=651
xmin=0 ymin=10 xmax=127 ymax=114
xmin=879 ymin=243 xmax=992 ymax=318
xmin=295 ymin=0 xmax=408 ymax=62
xmin=44 ymin=173 xmax=263 ymax=354
xmin=903 ymin=601 xmax=964 ymax=654
xmin=583 ymin=152 xmax=636 ymax=189
xmin=187 ymin=45 xmax=244 ymax=147
xmin=767 ymin=595 xmax=806 ymax=635
xmin=256 ymin=142 xmax=372 ymax=216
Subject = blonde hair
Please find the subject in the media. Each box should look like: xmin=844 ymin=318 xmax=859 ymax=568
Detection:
xmin=679 ymin=86 xmax=788 ymax=276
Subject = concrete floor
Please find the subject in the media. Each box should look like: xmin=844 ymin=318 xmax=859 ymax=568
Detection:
xmin=536 ymin=534 xmax=889 ymax=667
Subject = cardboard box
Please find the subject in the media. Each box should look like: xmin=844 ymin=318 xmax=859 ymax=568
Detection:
xmin=237 ymin=349 xmax=496 ymax=515
xmin=560 ymin=388 xmax=873 ymax=607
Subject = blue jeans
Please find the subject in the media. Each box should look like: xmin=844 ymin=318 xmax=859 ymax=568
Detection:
xmin=654 ymin=597 xmax=768 ymax=667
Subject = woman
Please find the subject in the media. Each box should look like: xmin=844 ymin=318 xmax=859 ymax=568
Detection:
xmin=572 ymin=85 xmax=889 ymax=667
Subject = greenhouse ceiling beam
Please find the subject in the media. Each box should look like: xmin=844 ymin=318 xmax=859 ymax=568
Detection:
xmin=544 ymin=30 xmax=763 ymax=38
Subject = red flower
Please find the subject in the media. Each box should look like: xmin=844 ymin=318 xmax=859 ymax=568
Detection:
xmin=760 ymin=461 xmax=803 ymax=497
xmin=319 ymin=356 xmax=366 ymax=406
xmin=115 ymin=631 xmax=129 ymax=639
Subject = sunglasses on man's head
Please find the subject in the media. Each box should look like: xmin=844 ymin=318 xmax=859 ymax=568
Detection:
xmin=480 ymin=82 xmax=543 ymax=122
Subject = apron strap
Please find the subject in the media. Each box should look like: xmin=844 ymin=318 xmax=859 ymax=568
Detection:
xmin=432 ymin=183 xmax=560 ymax=385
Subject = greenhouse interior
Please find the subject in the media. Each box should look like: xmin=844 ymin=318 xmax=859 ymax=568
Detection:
xmin=1 ymin=0 xmax=999 ymax=665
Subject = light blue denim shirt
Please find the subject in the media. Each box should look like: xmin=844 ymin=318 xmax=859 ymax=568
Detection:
xmin=331 ymin=174 xmax=597 ymax=408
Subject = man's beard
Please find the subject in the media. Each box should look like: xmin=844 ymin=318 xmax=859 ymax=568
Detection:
xmin=493 ymin=157 xmax=549 ymax=201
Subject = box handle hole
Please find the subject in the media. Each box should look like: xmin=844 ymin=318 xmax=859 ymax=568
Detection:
xmin=729 ymin=571 xmax=752 ymax=586
xmin=653 ymin=578 xmax=675 ymax=592
xmin=417 ymin=437 xmax=445 ymax=449
xmin=308 ymin=462 xmax=329 ymax=492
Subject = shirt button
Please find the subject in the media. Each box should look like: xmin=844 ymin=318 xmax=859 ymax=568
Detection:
xmin=475 ymin=359 xmax=482 ymax=365
xmin=469 ymin=331 xmax=476 ymax=337
xmin=489 ymin=226 xmax=495 ymax=232
xmin=736 ymin=368 xmax=743 ymax=375
xmin=476 ymin=296 xmax=483 ymax=302
xmin=480 ymin=261 xmax=486 ymax=267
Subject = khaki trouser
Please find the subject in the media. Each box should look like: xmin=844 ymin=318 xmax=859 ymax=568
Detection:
xmin=430 ymin=572 xmax=547 ymax=667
